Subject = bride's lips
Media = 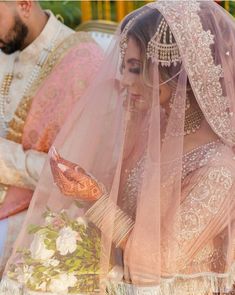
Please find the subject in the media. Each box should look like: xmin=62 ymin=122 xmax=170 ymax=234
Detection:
xmin=130 ymin=94 xmax=143 ymax=101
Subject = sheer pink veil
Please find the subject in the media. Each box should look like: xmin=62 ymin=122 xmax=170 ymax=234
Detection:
xmin=2 ymin=1 xmax=235 ymax=294
xmin=22 ymin=40 xmax=104 ymax=152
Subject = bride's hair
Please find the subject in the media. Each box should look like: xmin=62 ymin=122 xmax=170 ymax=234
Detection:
xmin=119 ymin=6 xmax=203 ymax=112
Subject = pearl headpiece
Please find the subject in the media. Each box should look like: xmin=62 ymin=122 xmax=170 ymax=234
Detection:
xmin=120 ymin=9 xmax=181 ymax=67
xmin=147 ymin=17 xmax=181 ymax=67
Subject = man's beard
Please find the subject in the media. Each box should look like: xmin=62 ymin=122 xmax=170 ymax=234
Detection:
xmin=0 ymin=15 xmax=28 ymax=54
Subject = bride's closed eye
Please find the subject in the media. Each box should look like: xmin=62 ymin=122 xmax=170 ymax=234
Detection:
xmin=129 ymin=67 xmax=141 ymax=74
xmin=122 ymin=58 xmax=142 ymax=75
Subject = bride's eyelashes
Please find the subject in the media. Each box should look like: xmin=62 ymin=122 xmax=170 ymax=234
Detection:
xmin=129 ymin=67 xmax=141 ymax=74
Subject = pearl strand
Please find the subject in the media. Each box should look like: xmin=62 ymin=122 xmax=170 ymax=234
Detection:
xmin=0 ymin=53 xmax=18 ymax=135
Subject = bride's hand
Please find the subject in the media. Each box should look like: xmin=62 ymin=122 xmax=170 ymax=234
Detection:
xmin=49 ymin=146 xmax=104 ymax=201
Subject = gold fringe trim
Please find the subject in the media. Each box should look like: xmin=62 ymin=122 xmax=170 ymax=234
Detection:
xmin=6 ymin=32 xmax=95 ymax=144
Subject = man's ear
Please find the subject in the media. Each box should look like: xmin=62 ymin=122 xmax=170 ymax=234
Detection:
xmin=16 ymin=0 xmax=32 ymax=19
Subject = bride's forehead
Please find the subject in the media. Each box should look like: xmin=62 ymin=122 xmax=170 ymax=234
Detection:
xmin=125 ymin=38 xmax=141 ymax=59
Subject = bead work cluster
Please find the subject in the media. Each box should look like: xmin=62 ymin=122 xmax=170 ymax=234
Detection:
xmin=146 ymin=16 xmax=181 ymax=66
xmin=154 ymin=0 xmax=235 ymax=145
xmin=182 ymin=140 xmax=221 ymax=180
xmin=0 ymin=74 xmax=14 ymax=103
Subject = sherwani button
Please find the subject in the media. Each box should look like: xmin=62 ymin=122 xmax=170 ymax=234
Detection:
xmin=16 ymin=72 xmax=23 ymax=79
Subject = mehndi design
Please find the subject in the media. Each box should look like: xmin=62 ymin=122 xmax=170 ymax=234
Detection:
xmin=50 ymin=147 xmax=104 ymax=201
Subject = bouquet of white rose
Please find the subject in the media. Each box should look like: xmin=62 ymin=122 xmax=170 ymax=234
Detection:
xmin=7 ymin=208 xmax=101 ymax=294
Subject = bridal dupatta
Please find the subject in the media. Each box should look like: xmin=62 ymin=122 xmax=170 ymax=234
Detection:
xmin=1 ymin=1 xmax=235 ymax=294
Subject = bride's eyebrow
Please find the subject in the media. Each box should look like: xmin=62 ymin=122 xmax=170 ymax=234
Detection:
xmin=127 ymin=58 xmax=141 ymax=65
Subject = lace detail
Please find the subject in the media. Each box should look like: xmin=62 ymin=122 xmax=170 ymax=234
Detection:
xmin=182 ymin=140 xmax=222 ymax=180
xmin=121 ymin=157 xmax=145 ymax=216
xmin=122 ymin=141 xmax=221 ymax=214
xmin=148 ymin=1 xmax=235 ymax=146
xmin=179 ymin=166 xmax=233 ymax=242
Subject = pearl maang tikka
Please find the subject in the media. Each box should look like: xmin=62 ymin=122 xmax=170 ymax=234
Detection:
xmin=147 ymin=17 xmax=181 ymax=67
xmin=120 ymin=12 xmax=182 ymax=67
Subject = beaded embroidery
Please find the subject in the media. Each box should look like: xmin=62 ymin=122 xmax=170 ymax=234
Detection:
xmin=179 ymin=165 xmax=233 ymax=242
xmin=148 ymin=0 xmax=235 ymax=145
xmin=182 ymin=140 xmax=221 ymax=180
xmin=122 ymin=157 xmax=145 ymax=216
xmin=122 ymin=141 xmax=222 ymax=218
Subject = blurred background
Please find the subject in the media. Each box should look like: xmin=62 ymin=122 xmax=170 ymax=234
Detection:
xmin=39 ymin=0 xmax=235 ymax=29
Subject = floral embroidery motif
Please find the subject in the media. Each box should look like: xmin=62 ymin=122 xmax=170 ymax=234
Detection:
xmin=179 ymin=166 xmax=233 ymax=242
xmin=122 ymin=157 xmax=145 ymax=217
xmin=182 ymin=140 xmax=221 ymax=180
xmin=148 ymin=0 xmax=235 ymax=145
xmin=123 ymin=142 xmax=222 ymax=214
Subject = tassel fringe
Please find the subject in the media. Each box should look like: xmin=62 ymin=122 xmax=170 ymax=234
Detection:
xmin=106 ymin=264 xmax=235 ymax=295
xmin=1 ymin=265 xmax=235 ymax=295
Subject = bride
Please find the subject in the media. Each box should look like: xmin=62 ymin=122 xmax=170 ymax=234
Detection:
xmin=1 ymin=1 xmax=235 ymax=294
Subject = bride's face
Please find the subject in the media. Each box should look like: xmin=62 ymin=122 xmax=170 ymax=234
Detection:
xmin=121 ymin=37 xmax=172 ymax=112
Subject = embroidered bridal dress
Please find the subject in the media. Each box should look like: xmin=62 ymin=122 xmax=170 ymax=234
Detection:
xmin=1 ymin=1 xmax=235 ymax=294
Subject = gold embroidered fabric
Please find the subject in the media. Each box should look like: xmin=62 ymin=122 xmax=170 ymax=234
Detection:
xmin=6 ymin=32 xmax=95 ymax=144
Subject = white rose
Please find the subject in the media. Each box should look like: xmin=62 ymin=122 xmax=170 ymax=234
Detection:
xmin=66 ymin=273 xmax=77 ymax=287
xmin=30 ymin=233 xmax=54 ymax=260
xmin=45 ymin=215 xmax=54 ymax=225
xmin=56 ymin=227 xmax=78 ymax=255
xmin=16 ymin=265 xmax=34 ymax=284
xmin=37 ymin=281 xmax=47 ymax=292
xmin=49 ymin=273 xmax=77 ymax=293
xmin=76 ymin=216 xmax=88 ymax=228
xmin=43 ymin=258 xmax=60 ymax=267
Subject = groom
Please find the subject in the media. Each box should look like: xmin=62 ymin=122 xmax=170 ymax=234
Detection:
xmin=0 ymin=0 xmax=103 ymax=274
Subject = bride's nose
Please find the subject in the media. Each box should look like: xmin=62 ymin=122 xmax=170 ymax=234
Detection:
xmin=120 ymin=69 xmax=135 ymax=88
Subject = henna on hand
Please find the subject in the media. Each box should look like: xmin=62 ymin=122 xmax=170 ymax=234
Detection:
xmin=49 ymin=147 xmax=103 ymax=201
